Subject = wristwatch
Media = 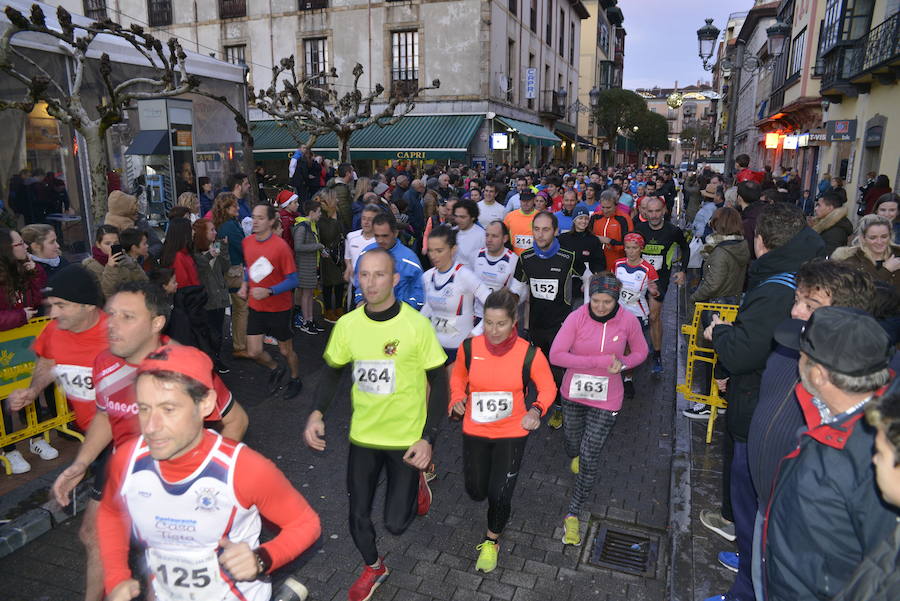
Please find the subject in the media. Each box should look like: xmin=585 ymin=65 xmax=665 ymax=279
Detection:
xmin=253 ymin=548 xmax=272 ymax=578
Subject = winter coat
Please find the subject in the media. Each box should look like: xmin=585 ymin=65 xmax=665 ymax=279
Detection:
xmin=292 ymin=217 xmax=321 ymax=289
xmin=690 ymin=235 xmax=750 ymax=305
xmin=353 ymin=240 xmax=424 ymax=309
xmin=30 ymin=255 xmax=69 ymax=279
xmin=194 ymin=248 xmax=230 ymax=311
xmin=683 ymin=181 xmax=702 ymax=220
xmin=549 ymin=304 xmax=648 ymax=413
xmin=740 ymin=201 xmax=766 ymax=258
xmin=711 ymin=226 xmax=825 ymax=441
xmin=330 ymin=180 xmax=353 ymax=232
xmin=832 ymin=521 xmax=900 ymax=601
xmin=278 ymin=208 xmax=299 ymax=250
xmin=82 ymin=254 xmax=148 ymax=300
xmin=0 ymin=266 xmax=45 ymax=330
xmin=166 ymin=285 xmax=214 ymax=357
xmin=317 ymin=214 xmax=345 ymax=288
xmin=811 ymin=203 xmax=853 ymax=256
xmin=832 ymin=244 xmax=900 ymax=295
xmin=216 ymin=217 xmax=245 ymax=267
xmin=103 ymin=190 xmax=139 ymax=232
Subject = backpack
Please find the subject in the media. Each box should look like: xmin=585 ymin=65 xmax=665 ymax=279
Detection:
xmin=461 ymin=337 xmax=537 ymax=396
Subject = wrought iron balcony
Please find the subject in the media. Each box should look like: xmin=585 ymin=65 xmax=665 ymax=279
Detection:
xmin=820 ymin=41 xmax=860 ymax=98
xmin=539 ymin=90 xmax=565 ymax=119
xmin=848 ymin=11 xmax=899 ymax=81
xmin=219 ymin=0 xmax=246 ymax=19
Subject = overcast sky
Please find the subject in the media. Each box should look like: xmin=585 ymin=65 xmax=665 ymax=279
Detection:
xmin=621 ymin=0 xmax=753 ymax=91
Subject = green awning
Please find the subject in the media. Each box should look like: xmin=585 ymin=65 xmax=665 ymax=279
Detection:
xmin=250 ymin=115 xmax=483 ymax=160
xmin=555 ymin=122 xmax=577 ymax=141
xmin=496 ymin=117 xmax=561 ymax=147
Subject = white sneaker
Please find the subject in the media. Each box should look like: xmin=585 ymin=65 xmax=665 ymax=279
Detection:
xmin=3 ymin=450 xmax=31 ymax=474
xmin=264 ymin=336 xmax=278 ymax=346
xmin=29 ymin=438 xmax=59 ymax=460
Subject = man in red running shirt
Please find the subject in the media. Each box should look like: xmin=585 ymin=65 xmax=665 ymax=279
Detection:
xmin=99 ymin=344 xmax=320 ymax=601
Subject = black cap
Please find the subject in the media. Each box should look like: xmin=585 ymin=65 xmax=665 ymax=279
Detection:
xmin=43 ymin=265 xmax=102 ymax=307
xmin=774 ymin=306 xmax=893 ymax=377
xmin=520 ymin=190 xmax=536 ymax=201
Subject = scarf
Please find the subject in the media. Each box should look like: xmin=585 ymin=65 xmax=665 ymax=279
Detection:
xmin=92 ymin=246 xmax=109 ymax=266
xmin=589 ymin=302 xmax=619 ymax=323
xmin=30 ymin=253 xmax=60 ymax=268
xmin=485 ymin=330 xmax=518 ymax=356
xmin=533 ymin=238 xmax=560 ymax=259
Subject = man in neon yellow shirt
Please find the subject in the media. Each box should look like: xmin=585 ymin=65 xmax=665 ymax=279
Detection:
xmin=304 ymin=247 xmax=448 ymax=601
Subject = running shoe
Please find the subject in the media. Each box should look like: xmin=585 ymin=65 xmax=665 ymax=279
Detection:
xmin=283 ymin=377 xmax=303 ymax=399
xmin=623 ymin=378 xmax=635 ymax=400
xmin=2 ymin=450 xmax=31 ymax=474
xmin=423 ymin=463 xmax=437 ymax=483
xmin=570 ymin=456 xmax=579 ymax=474
xmin=562 ymin=515 xmax=581 ymax=546
xmin=717 ymin=551 xmax=739 ymax=573
xmin=475 ymin=540 xmax=499 ymax=573
xmin=29 ymin=438 xmax=59 ymax=460
xmin=307 ymin=320 xmax=326 ymax=333
xmin=268 ymin=364 xmax=288 ymax=392
xmin=264 ymin=335 xmax=278 ymax=346
xmin=651 ymin=356 xmax=663 ymax=376
xmin=700 ymin=509 xmax=736 ymax=542
xmin=348 ymin=561 xmax=389 ymax=601
xmin=683 ymin=402 xmax=711 ymax=419
xmin=292 ymin=312 xmax=305 ymax=329
xmin=547 ymin=407 xmax=564 ymax=430
xmin=416 ymin=471 xmax=432 ymax=516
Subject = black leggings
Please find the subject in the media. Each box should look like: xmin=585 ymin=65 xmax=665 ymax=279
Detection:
xmin=462 ymin=435 xmax=528 ymax=535
xmin=347 ymin=443 xmax=419 ymax=565
xmin=529 ymin=328 xmax=562 ymax=405
xmin=323 ymin=284 xmax=345 ymax=311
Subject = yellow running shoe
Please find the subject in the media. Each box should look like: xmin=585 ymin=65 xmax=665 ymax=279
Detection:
xmin=548 ymin=408 xmax=564 ymax=429
xmin=475 ymin=540 xmax=499 ymax=573
xmin=562 ymin=516 xmax=581 ymax=546
xmin=570 ymin=456 xmax=580 ymax=474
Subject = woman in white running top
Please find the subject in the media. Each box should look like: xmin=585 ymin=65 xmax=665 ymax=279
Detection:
xmin=422 ymin=225 xmax=491 ymax=365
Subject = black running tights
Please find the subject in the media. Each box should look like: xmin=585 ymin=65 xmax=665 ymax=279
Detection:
xmin=462 ymin=434 xmax=528 ymax=535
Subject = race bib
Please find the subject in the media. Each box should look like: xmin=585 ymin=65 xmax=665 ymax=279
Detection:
xmin=54 ymin=364 xmax=94 ymax=400
xmin=530 ymin=278 xmax=558 ymax=301
xmin=353 ymin=360 xmax=395 ymax=395
xmin=147 ymin=547 xmax=227 ymax=601
xmin=430 ymin=316 xmax=458 ymax=336
xmin=248 ymin=256 xmax=274 ymax=283
xmin=618 ymin=288 xmax=638 ymax=304
xmin=514 ymin=234 xmax=533 ymax=250
xmin=642 ymin=254 xmax=663 ymax=270
xmin=569 ymin=374 xmax=609 ymax=401
xmin=470 ymin=391 xmax=514 ymax=423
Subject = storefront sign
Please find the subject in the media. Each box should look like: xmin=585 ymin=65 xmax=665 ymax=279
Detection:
xmin=765 ymin=133 xmax=780 ymax=149
xmin=797 ymin=132 xmax=810 ymax=147
xmin=525 ymin=68 xmax=537 ymax=100
xmin=865 ymin=125 xmax=883 ymax=148
xmin=783 ymin=134 xmax=799 ymax=150
xmin=472 ymin=157 xmax=487 ymax=171
xmin=808 ymin=129 xmax=828 ymax=146
xmin=826 ymin=119 xmax=857 ymax=142
xmin=490 ymin=133 xmax=509 ymax=150
xmin=396 ymin=151 xmax=427 ymax=159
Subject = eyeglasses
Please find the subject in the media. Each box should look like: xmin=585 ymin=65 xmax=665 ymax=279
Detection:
xmin=11 ymin=242 xmax=25 ymax=248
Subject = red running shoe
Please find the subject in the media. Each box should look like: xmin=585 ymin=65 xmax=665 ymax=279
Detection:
xmin=348 ymin=560 xmax=389 ymax=601
xmin=416 ymin=470 xmax=432 ymax=516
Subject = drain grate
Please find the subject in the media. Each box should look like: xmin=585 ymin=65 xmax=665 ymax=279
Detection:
xmin=587 ymin=525 xmax=659 ymax=577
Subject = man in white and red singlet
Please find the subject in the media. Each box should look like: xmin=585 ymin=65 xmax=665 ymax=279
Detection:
xmin=98 ymin=344 xmax=320 ymax=601
xmin=51 ymin=281 xmax=248 ymax=601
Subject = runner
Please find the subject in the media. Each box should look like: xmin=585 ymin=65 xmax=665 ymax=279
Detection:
xmin=49 ymin=281 xmax=248 ymax=601
xmin=513 ymin=211 xmax=576 ymax=429
xmin=476 ymin=182 xmax=507 ymax=227
xmin=344 ymin=204 xmax=380 ymax=309
xmin=239 ymin=203 xmax=303 ymax=397
xmin=549 ymin=273 xmax=648 ymax=546
xmin=591 ymin=189 xmax=633 ymax=269
xmin=452 ymin=199 xmax=486 ymax=268
xmin=422 ymin=225 xmax=490 ymax=363
xmin=471 ymin=221 xmax=520 ymax=319
xmin=634 ymin=197 xmax=689 ymax=375
xmin=449 ymin=288 xmax=556 ymax=572
xmin=503 ymin=190 xmax=538 ymax=256
xmin=98 ymin=344 xmax=320 ymax=601
xmin=559 ymin=205 xmax=606 ymax=303
xmin=614 ymin=233 xmax=659 ymax=398
xmin=304 ymin=247 xmax=448 ymax=601
xmin=353 ymin=213 xmax=425 ymax=309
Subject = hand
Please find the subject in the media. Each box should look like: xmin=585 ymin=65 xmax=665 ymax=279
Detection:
xmin=715 ymin=378 xmax=729 ymax=393
xmin=521 ymin=407 xmax=541 ymax=431
xmin=451 ymin=400 xmax=466 ymax=417
xmin=107 ymin=252 xmax=123 ymax=267
xmin=597 ymin=236 xmax=612 ymax=245
xmin=7 ymin=387 xmax=36 ymax=411
xmin=885 ymin=256 xmax=900 ymax=273
xmin=403 ymin=439 xmax=432 ymax=470
xmin=303 ymin=411 xmax=326 ymax=451
xmin=51 ymin=461 xmax=88 ymax=506
xmin=237 ymin=283 xmax=248 ymax=300
xmin=106 ymin=579 xmax=140 ymax=601
xmin=672 ymin=271 xmax=685 ymax=286
xmin=218 ymin=538 xmax=261 ymax=581
xmin=209 ymin=245 xmax=221 ymax=258
xmin=608 ymin=356 xmax=624 ymax=374
xmin=23 ymin=260 xmax=36 ymax=272
xmin=24 ymin=307 xmax=38 ymax=320
xmin=650 ymin=284 xmax=660 ymax=298
xmin=250 ymin=287 xmax=270 ymax=301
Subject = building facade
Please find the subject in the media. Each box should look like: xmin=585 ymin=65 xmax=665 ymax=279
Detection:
xmin=637 ymin=85 xmax=718 ymax=167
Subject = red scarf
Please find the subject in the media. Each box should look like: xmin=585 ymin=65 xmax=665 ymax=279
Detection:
xmin=92 ymin=246 xmax=109 ymax=266
xmin=485 ymin=330 xmax=518 ymax=356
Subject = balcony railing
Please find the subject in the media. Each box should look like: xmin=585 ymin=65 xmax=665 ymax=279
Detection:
xmin=820 ymin=42 xmax=859 ymax=92
xmin=539 ymin=90 xmax=564 ymax=118
xmin=219 ymin=0 xmax=246 ymax=19
xmin=848 ymin=11 xmax=899 ymax=77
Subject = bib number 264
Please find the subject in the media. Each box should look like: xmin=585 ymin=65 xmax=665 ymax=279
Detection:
xmin=353 ymin=360 xmax=396 ymax=394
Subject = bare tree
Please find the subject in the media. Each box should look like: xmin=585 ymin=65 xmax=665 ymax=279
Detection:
xmin=251 ymin=58 xmax=439 ymax=164
xmin=0 ymin=4 xmax=199 ymax=220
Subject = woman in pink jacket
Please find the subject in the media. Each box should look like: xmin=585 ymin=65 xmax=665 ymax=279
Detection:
xmin=550 ymin=272 xmax=648 ymax=546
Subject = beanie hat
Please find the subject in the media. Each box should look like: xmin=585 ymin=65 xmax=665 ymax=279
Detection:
xmin=589 ymin=273 xmax=622 ymax=300
xmin=43 ymin=265 xmax=102 ymax=307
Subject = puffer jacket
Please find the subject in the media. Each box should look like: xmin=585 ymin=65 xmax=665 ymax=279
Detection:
xmin=711 ymin=226 xmax=825 ymax=441
xmin=811 ymin=203 xmax=853 ymax=256
xmin=194 ymin=247 xmax=230 ymax=311
xmin=689 ymin=235 xmax=750 ymax=305
xmin=831 ymin=521 xmax=900 ymax=601
xmin=82 ymin=254 xmax=148 ymax=300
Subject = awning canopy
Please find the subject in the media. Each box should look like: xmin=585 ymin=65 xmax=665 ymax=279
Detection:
xmin=496 ymin=117 xmax=561 ymax=147
xmin=125 ymin=130 xmax=170 ymax=156
xmin=251 ymin=115 xmax=483 ymax=160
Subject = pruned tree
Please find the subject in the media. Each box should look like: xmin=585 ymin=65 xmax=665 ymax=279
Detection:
xmin=251 ymin=58 xmax=439 ymax=164
xmin=632 ymin=110 xmax=670 ymax=157
xmin=0 ymin=4 xmax=199 ymax=221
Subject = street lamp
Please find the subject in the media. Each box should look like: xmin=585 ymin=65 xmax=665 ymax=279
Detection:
xmin=765 ymin=19 xmax=791 ymax=58
xmin=588 ymin=86 xmax=600 ymax=107
xmin=697 ymin=18 xmax=721 ymax=71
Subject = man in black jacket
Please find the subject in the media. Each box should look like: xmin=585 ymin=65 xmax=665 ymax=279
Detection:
xmin=702 ymin=202 xmax=825 ymax=601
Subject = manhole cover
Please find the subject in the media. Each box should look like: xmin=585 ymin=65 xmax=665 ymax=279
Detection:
xmin=587 ymin=525 xmax=659 ymax=577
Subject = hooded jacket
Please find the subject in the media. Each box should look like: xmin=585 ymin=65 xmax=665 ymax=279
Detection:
xmin=689 ymin=234 xmax=750 ymax=305
xmin=711 ymin=227 xmax=825 ymax=441
xmin=811 ymin=204 xmax=853 ymax=256
xmin=103 ymin=191 xmax=162 ymax=258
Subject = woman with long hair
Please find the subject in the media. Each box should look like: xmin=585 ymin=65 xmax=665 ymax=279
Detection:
xmin=193 ymin=218 xmax=231 ymax=373
xmin=21 ymin=223 xmax=68 ymax=278
xmin=211 ymin=192 xmax=249 ymax=358
xmin=833 ymin=214 xmax=900 ymax=294
xmin=875 ymin=193 xmax=900 ymax=244
xmin=177 ymin=191 xmax=201 ymax=223
xmin=315 ymin=189 xmax=346 ymax=323
xmin=159 ymin=217 xmax=199 ymax=289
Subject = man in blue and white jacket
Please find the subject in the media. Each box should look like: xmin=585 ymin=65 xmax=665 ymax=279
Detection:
xmin=353 ymin=212 xmax=424 ymax=310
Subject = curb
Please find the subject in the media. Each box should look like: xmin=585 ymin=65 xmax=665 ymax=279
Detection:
xmin=0 ymin=479 xmax=91 ymax=559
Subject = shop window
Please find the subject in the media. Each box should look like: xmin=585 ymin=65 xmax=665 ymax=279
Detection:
xmin=219 ymin=0 xmax=246 ymax=19
xmin=83 ymin=0 xmax=107 ymax=20
xmin=304 ymin=38 xmax=328 ymax=85
xmin=391 ymin=30 xmax=419 ymax=96
xmin=148 ymin=0 xmax=172 ymax=27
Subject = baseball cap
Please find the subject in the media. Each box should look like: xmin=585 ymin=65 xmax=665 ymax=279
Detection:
xmin=372 ymin=182 xmax=389 ymax=196
xmin=774 ymin=307 xmax=893 ymax=377
xmin=572 ymin=205 xmax=591 ymax=219
xmin=43 ymin=265 xmax=102 ymax=307
xmin=137 ymin=344 xmax=215 ymax=389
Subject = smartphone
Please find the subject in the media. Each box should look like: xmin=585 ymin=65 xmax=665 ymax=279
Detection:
xmin=110 ymin=244 xmax=123 ymax=256
xmin=211 ymin=241 xmax=221 ymax=253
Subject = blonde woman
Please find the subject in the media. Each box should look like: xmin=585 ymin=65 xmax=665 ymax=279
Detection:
xmin=315 ymin=189 xmax=346 ymax=322
xmin=833 ymin=214 xmax=900 ymax=294
xmin=177 ymin=191 xmax=200 ymax=223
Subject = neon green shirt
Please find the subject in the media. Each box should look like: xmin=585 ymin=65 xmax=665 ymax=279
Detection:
xmin=323 ymin=302 xmax=447 ymax=449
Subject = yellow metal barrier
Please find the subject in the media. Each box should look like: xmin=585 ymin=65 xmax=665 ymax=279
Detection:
xmin=0 ymin=317 xmax=83 ymax=475
xmin=677 ymin=302 xmax=740 ymax=444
